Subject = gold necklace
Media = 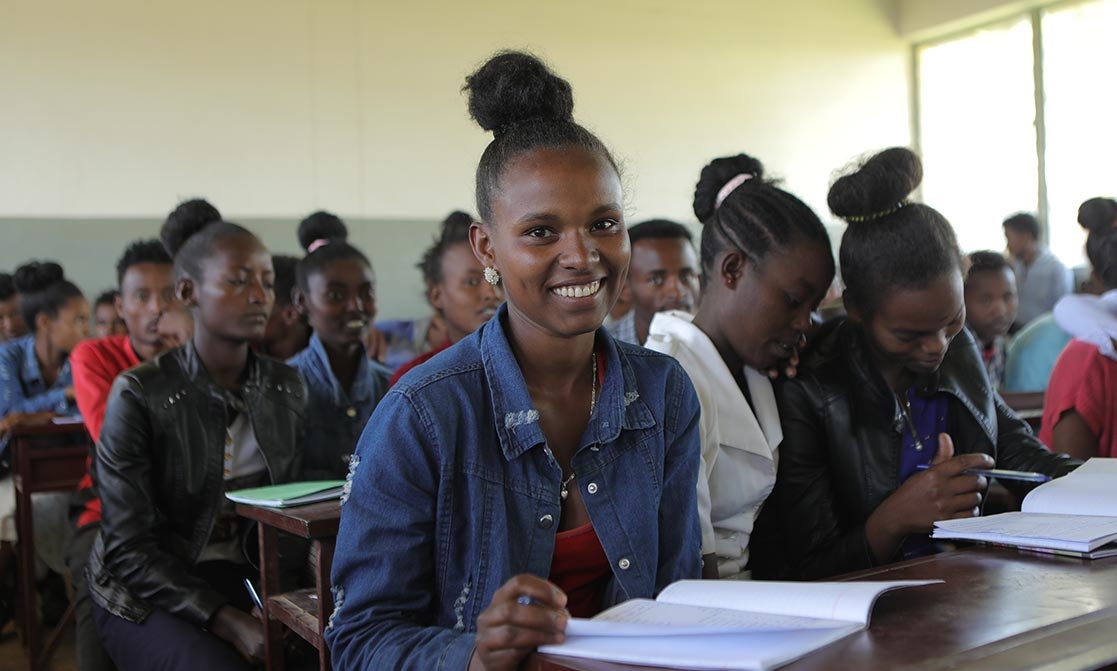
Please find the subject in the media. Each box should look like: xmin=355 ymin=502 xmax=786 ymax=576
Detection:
xmin=896 ymin=391 xmax=926 ymax=452
xmin=560 ymin=349 xmax=597 ymax=501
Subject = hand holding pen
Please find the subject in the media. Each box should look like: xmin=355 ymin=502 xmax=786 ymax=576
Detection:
xmin=469 ymin=574 xmax=568 ymax=671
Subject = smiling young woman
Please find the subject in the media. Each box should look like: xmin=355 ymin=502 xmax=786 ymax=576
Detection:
xmin=286 ymin=212 xmax=392 ymax=480
xmin=752 ymin=147 xmax=1079 ymax=581
xmin=389 ymin=210 xmax=503 ymax=385
xmin=325 ymin=51 xmax=703 ymax=671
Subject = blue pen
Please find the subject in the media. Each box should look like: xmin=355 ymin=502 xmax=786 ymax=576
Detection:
xmin=243 ymin=578 xmax=264 ymax=611
xmin=915 ymin=463 xmax=1051 ymax=483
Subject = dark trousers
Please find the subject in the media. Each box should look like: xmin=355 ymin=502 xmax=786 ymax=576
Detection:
xmin=91 ymin=561 xmax=257 ymax=671
xmin=64 ymin=523 xmax=115 ymax=671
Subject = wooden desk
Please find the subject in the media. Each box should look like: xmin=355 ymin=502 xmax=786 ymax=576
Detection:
xmin=9 ymin=421 xmax=91 ymax=671
xmin=530 ymin=546 xmax=1117 ymax=671
xmin=236 ymin=499 xmax=341 ymax=671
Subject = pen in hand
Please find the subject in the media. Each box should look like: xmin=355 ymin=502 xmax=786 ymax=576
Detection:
xmin=915 ymin=463 xmax=1051 ymax=483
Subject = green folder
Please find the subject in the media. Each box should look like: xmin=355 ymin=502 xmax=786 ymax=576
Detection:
xmin=225 ymin=480 xmax=346 ymax=508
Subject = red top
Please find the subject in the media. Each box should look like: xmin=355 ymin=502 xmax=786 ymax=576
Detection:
xmin=549 ymin=521 xmax=611 ymax=618
xmin=1040 ymin=339 xmax=1117 ymax=458
xmin=389 ymin=341 xmax=451 ymax=386
xmin=70 ymin=334 xmax=141 ymax=528
xmin=548 ymin=345 xmax=611 ymax=618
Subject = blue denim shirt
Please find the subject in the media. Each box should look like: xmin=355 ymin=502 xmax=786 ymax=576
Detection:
xmin=0 ymin=335 xmax=80 ymax=456
xmin=326 ymin=306 xmax=702 ymax=670
xmin=287 ymin=333 xmax=391 ymax=480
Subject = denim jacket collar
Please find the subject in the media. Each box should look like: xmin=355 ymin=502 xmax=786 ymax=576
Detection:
xmin=18 ymin=335 xmax=70 ymax=390
xmin=480 ymin=305 xmax=655 ymax=463
xmin=300 ymin=332 xmax=375 ymax=407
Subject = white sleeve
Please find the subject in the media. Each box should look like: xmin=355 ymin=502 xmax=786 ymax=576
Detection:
xmin=1053 ymin=293 xmax=1117 ymax=360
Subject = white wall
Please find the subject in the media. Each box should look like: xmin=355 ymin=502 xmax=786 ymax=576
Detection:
xmin=0 ymin=0 xmax=912 ymax=318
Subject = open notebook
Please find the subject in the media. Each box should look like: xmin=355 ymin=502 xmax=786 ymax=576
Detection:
xmin=538 ymin=579 xmax=938 ymax=670
xmin=933 ymin=458 xmax=1117 ymax=555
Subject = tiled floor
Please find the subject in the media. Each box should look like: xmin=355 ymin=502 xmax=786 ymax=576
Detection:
xmin=0 ymin=620 xmax=78 ymax=671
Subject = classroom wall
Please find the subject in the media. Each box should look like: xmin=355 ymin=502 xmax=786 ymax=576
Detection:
xmin=0 ymin=0 xmax=911 ymax=319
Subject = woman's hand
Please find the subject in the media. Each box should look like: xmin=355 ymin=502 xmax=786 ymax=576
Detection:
xmin=210 ymin=605 xmax=265 ymax=663
xmin=866 ymin=434 xmax=993 ymax=562
xmin=468 ymin=574 xmax=568 ymax=671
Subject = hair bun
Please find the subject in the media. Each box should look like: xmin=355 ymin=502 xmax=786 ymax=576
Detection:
xmin=464 ymin=51 xmax=574 ymax=134
xmin=692 ymin=153 xmax=765 ymax=222
xmin=828 ymin=147 xmax=922 ymax=223
xmin=1078 ymin=197 xmax=1117 ymax=234
xmin=161 ymin=198 xmax=222 ymax=256
xmin=297 ymin=211 xmax=349 ymax=252
xmin=13 ymin=261 xmax=65 ymax=294
xmin=441 ymin=210 xmax=474 ymax=233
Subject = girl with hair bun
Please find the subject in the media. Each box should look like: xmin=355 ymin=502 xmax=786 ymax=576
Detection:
xmin=88 ymin=216 xmax=306 ymax=670
xmin=388 ymin=210 xmax=503 ymax=385
xmin=1043 ymin=196 xmax=1117 ymax=459
xmin=327 ymin=51 xmax=702 ymax=670
xmin=287 ymin=210 xmax=392 ymax=480
xmin=0 ymin=260 xmax=88 ymax=422
xmin=0 ymin=260 xmax=88 ymax=628
xmin=644 ymin=152 xmax=834 ymax=579
xmin=756 ymin=147 xmax=1079 ymax=580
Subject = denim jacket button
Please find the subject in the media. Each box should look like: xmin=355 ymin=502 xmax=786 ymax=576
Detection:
xmin=538 ymin=514 xmax=554 ymax=530
xmin=589 ymin=445 xmax=600 ymax=452
xmin=618 ymin=558 xmax=631 ymax=570
xmin=586 ymin=482 xmax=598 ymax=494
xmin=346 ymin=407 xmax=357 ymax=418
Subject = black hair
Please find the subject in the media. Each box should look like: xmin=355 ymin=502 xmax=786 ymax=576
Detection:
xmin=965 ymin=251 xmax=1010 ymax=284
xmin=1002 ymin=212 xmax=1041 ymax=240
xmin=628 ymin=219 xmax=694 ymax=245
xmin=163 ymin=199 xmax=222 ymax=247
xmin=0 ymin=273 xmax=15 ymax=301
xmin=294 ymin=212 xmax=371 ymax=291
xmin=693 ymin=153 xmax=832 ymax=284
xmin=94 ymin=289 xmax=120 ymax=308
xmin=1078 ymin=197 xmax=1117 ymax=289
xmin=115 ymin=238 xmax=172 ymax=286
xmin=161 ymin=216 xmax=257 ymax=280
xmin=418 ymin=211 xmax=475 ymax=287
xmin=829 ymin=147 xmax=961 ymax=316
xmin=272 ymin=255 xmax=299 ymax=307
xmin=463 ymin=50 xmax=621 ymax=223
xmin=13 ymin=261 xmax=85 ymax=332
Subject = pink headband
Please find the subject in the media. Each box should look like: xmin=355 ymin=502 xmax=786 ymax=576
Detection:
xmin=308 ymin=238 xmax=330 ymax=253
xmin=714 ymin=173 xmax=754 ymax=210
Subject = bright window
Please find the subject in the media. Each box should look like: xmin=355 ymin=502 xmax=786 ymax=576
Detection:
xmin=1041 ymin=0 xmax=1117 ymax=267
xmin=918 ymin=17 xmax=1037 ymax=257
xmin=916 ymin=0 xmax=1117 ymax=270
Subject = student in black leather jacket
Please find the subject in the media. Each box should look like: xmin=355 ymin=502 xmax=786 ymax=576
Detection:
xmin=752 ymin=148 xmax=1078 ymax=581
xmin=88 ymin=215 xmax=306 ymax=670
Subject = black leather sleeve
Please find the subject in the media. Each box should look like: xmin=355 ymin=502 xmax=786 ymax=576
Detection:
xmin=95 ymin=374 xmax=227 ymax=626
xmin=771 ymin=379 xmax=877 ymax=580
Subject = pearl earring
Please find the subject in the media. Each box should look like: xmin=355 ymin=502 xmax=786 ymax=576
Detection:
xmin=484 ymin=266 xmax=501 ymax=286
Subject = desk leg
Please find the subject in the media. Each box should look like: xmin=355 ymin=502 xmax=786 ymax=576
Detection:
xmin=14 ymin=486 xmax=39 ymax=669
xmin=314 ymin=539 xmax=335 ymax=671
xmin=257 ymin=524 xmax=285 ymax=671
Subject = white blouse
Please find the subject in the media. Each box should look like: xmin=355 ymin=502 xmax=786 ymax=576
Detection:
xmin=645 ymin=311 xmax=782 ymax=578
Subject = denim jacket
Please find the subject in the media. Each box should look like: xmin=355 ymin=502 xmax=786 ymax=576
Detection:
xmin=287 ymin=333 xmax=391 ymax=480
xmin=326 ymin=306 xmax=702 ymax=670
xmin=0 ymin=334 xmax=80 ymax=457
